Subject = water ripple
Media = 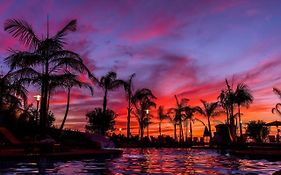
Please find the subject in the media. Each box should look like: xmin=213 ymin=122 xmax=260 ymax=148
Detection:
xmin=0 ymin=148 xmax=281 ymax=174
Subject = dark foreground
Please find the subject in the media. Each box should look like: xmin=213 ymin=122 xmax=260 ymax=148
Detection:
xmin=0 ymin=148 xmax=280 ymax=174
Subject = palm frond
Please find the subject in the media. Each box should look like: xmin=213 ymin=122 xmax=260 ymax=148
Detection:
xmin=4 ymin=19 xmax=39 ymax=48
xmin=53 ymin=19 xmax=77 ymax=44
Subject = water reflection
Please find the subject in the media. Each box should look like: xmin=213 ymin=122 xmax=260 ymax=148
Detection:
xmin=0 ymin=148 xmax=281 ymax=174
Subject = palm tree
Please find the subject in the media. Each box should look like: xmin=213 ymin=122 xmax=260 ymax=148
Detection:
xmin=168 ymin=95 xmax=189 ymax=142
xmin=219 ymin=79 xmax=236 ymax=139
xmin=234 ymin=83 xmax=253 ymax=138
xmin=123 ymin=73 xmax=135 ymax=139
xmin=48 ymin=73 xmax=93 ymax=132
xmin=97 ymin=71 xmax=124 ymax=114
xmin=157 ymin=106 xmax=168 ymax=136
xmin=0 ymin=71 xmax=27 ymax=109
xmin=4 ymin=19 xmax=93 ymax=132
xmin=197 ymin=100 xmax=220 ymax=141
xmin=131 ymin=88 xmax=156 ymax=140
xmin=184 ymin=106 xmax=200 ymax=144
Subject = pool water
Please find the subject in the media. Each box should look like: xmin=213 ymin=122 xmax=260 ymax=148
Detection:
xmin=0 ymin=148 xmax=280 ymax=174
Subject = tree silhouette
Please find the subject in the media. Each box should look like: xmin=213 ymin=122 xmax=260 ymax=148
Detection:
xmin=47 ymin=73 xmax=93 ymax=132
xmin=197 ymin=100 xmax=220 ymax=141
xmin=131 ymin=88 xmax=156 ymax=140
xmin=123 ymin=73 xmax=135 ymax=139
xmin=157 ymin=105 xmax=168 ymax=136
xmin=86 ymin=108 xmax=116 ymax=135
xmin=97 ymin=71 xmax=124 ymax=115
xmin=168 ymin=95 xmax=189 ymax=142
xmin=4 ymin=19 xmax=93 ymax=133
xmin=0 ymin=71 xmax=27 ymax=109
xmin=184 ymin=106 xmax=200 ymax=144
xmin=246 ymin=120 xmax=269 ymax=143
xmin=234 ymin=83 xmax=253 ymax=138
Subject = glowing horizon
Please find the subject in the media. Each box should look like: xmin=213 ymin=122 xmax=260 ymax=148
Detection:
xmin=1 ymin=0 xmax=281 ymax=137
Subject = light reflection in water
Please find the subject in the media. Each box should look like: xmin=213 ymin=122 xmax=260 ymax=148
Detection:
xmin=0 ymin=148 xmax=280 ymax=174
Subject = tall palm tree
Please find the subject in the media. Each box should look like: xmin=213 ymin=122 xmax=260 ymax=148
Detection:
xmin=97 ymin=71 xmax=124 ymax=114
xmin=48 ymin=73 xmax=93 ymax=132
xmin=157 ymin=105 xmax=168 ymax=136
xmin=219 ymin=79 xmax=236 ymax=139
xmin=234 ymin=83 xmax=253 ymax=138
xmin=197 ymin=100 xmax=220 ymax=141
xmin=168 ymin=95 xmax=189 ymax=142
xmin=4 ymin=19 xmax=93 ymax=132
xmin=131 ymin=88 xmax=156 ymax=140
xmin=123 ymin=73 xmax=135 ymax=139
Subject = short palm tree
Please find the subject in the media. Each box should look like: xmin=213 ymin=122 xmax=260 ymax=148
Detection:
xmin=197 ymin=100 xmax=220 ymax=141
xmin=0 ymin=71 xmax=27 ymax=109
xmin=131 ymin=88 xmax=156 ymax=140
xmin=157 ymin=106 xmax=168 ymax=136
xmin=234 ymin=83 xmax=253 ymax=138
xmin=97 ymin=71 xmax=124 ymax=114
xmin=4 ymin=19 xmax=93 ymax=132
xmin=168 ymin=95 xmax=189 ymax=142
xmin=184 ymin=106 xmax=200 ymax=144
xmin=123 ymin=73 xmax=135 ymax=139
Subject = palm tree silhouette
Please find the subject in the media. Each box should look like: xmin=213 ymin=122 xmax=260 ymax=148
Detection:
xmin=131 ymin=88 xmax=156 ymax=140
xmin=4 ymin=19 xmax=93 ymax=132
xmin=123 ymin=73 xmax=136 ymax=139
xmin=234 ymin=83 xmax=253 ymax=138
xmin=184 ymin=106 xmax=200 ymax=144
xmin=219 ymin=79 xmax=236 ymax=139
xmin=0 ymin=71 xmax=27 ymax=109
xmin=197 ymin=100 xmax=220 ymax=141
xmin=168 ymin=95 xmax=189 ymax=142
xmin=97 ymin=71 xmax=124 ymax=114
xmin=48 ymin=73 xmax=93 ymax=132
xmin=157 ymin=106 xmax=168 ymax=136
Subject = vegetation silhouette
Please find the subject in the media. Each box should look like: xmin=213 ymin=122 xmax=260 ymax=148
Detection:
xmin=197 ymin=100 xmax=220 ymax=142
xmin=157 ymin=106 xmax=168 ymax=136
xmin=131 ymin=88 xmax=156 ymax=140
xmin=96 ymin=71 xmax=124 ymax=115
xmin=85 ymin=108 xmax=116 ymax=135
xmin=234 ymin=83 xmax=253 ymax=138
xmin=123 ymin=73 xmax=136 ymax=139
xmin=4 ymin=19 xmax=93 ymax=134
xmin=246 ymin=120 xmax=269 ymax=143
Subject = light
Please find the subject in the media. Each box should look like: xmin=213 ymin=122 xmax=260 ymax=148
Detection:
xmin=34 ymin=95 xmax=41 ymax=101
xmin=145 ymin=109 xmax=149 ymax=114
xmin=119 ymin=128 xmax=122 ymax=131
xmin=240 ymin=120 xmax=243 ymax=124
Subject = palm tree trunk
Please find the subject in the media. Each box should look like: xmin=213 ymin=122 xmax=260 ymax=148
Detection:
xmin=140 ymin=125 xmax=144 ymax=140
xmin=174 ymin=123 xmax=177 ymax=141
xmin=208 ymin=116 xmax=212 ymax=141
xmin=179 ymin=120 xmax=183 ymax=142
xmin=159 ymin=121 xmax=162 ymax=136
xmin=238 ymin=105 xmax=242 ymax=138
xmin=103 ymin=88 xmax=108 ymax=114
xmin=59 ymin=87 xmax=71 ymax=132
xmin=226 ymin=109 xmax=229 ymax=124
xmin=147 ymin=125 xmax=149 ymax=138
xmin=127 ymin=95 xmax=131 ymax=139
xmin=190 ymin=119 xmax=193 ymax=145
xmin=185 ymin=119 xmax=188 ymax=142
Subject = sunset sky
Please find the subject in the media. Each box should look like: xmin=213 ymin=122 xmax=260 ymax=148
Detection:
xmin=1 ymin=0 xmax=281 ymax=137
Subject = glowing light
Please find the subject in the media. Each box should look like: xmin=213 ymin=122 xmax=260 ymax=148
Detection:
xmin=145 ymin=109 xmax=149 ymax=114
xmin=34 ymin=95 xmax=41 ymax=101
